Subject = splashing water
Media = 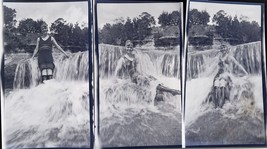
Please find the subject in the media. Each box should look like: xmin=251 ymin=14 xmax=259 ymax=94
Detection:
xmin=99 ymin=44 xmax=181 ymax=147
xmin=5 ymin=51 xmax=90 ymax=148
xmin=6 ymin=81 xmax=90 ymax=148
xmin=185 ymin=41 xmax=265 ymax=145
xmin=100 ymin=78 xmax=181 ymax=147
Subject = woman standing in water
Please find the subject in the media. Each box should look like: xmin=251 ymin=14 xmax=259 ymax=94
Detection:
xmin=205 ymin=45 xmax=248 ymax=108
xmin=31 ymin=22 xmax=69 ymax=83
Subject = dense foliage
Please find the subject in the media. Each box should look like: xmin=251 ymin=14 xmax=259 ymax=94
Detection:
xmin=99 ymin=12 xmax=156 ymax=46
xmin=3 ymin=5 xmax=88 ymax=53
xmin=212 ymin=10 xmax=261 ymax=44
xmin=158 ymin=11 xmax=181 ymax=27
xmin=188 ymin=9 xmax=261 ymax=46
xmin=188 ymin=9 xmax=210 ymax=27
xmin=4 ymin=5 xmax=261 ymax=52
xmin=98 ymin=11 xmax=181 ymax=46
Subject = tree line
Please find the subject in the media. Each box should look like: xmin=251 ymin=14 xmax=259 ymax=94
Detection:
xmin=189 ymin=9 xmax=261 ymax=45
xmin=3 ymin=5 xmax=89 ymax=53
xmin=98 ymin=11 xmax=181 ymax=46
xmin=4 ymin=4 xmax=260 ymax=52
xmin=99 ymin=8 xmax=261 ymax=47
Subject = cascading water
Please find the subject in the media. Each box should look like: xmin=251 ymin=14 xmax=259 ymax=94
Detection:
xmin=13 ymin=51 xmax=89 ymax=88
xmin=99 ymin=44 xmax=181 ymax=147
xmin=185 ymin=41 xmax=265 ymax=145
xmin=99 ymin=44 xmax=180 ymax=78
xmin=186 ymin=41 xmax=262 ymax=80
xmin=5 ymin=51 xmax=90 ymax=148
xmin=186 ymin=54 xmax=205 ymax=79
xmin=233 ymin=42 xmax=262 ymax=74
xmin=13 ymin=59 xmax=39 ymax=89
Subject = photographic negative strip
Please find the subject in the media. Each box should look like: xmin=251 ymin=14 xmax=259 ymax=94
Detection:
xmin=185 ymin=0 xmax=266 ymax=146
xmin=2 ymin=1 xmax=92 ymax=148
xmin=95 ymin=1 xmax=183 ymax=148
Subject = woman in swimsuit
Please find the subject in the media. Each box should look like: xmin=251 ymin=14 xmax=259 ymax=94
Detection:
xmin=31 ymin=22 xmax=69 ymax=83
xmin=115 ymin=40 xmax=181 ymax=105
xmin=205 ymin=45 xmax=248 ymax=108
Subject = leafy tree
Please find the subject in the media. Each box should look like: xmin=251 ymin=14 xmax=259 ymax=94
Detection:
xmin=99 ymin=21 xmax=124 ymax=45
xmin=50 ymin=19 xmax=88 ymax=51
xmin=170 ymin=11 xmax=181 ymax=26
xmin=212 ymin=10 xmax=232 ymax=38
xmin=134 ymin=12 xmax=155 ymax=41
xmin=158 ymin=11 xmax=181 ymax=26
xmin=99 ymin=23 xmax=113 ymax=44
xmin=50 ymin=18 xmax=71 ymax=46
xmin=99 ymin=11 xmax=181 ymax=46
xmin=3 ymin=6 xmax=18 ymax=53
xmin=81 ymin=26 xmax=89 ymax=50
xmin=239 ymin=20 xmax=260 ymax=43
xmin=4 ymin=31 xmax=23 ymax=53
xmin=199 ymin=10 xmax=210 ymax=25
xmin=189 ymin=9 xmax=201 ymax=26
xmin=122 ymin=18 xmax=136 ymax=44
xmin=99 ymin=12 xmax=155 ymax=45
xmin=72 ymin=23 xmax=83 ymax=46
xmin=189 ymin=9 xmax=210 ymax=27
xmin=111 ymin=21 xmax=124 ymax=45
xmin=3 ymin=5 xmax=17 ymax=31
xmin=213 ymin=10 xmax=261 ymax=44
xmin=212 ymin=10 xmax=230 ymax=27
xmin=158 ymin=11 xmax=171 ymax=26
xmin=229 ymin=16 xmax=242 ymax=43
xmin=17 ymin=18 xmax=45 ymax=36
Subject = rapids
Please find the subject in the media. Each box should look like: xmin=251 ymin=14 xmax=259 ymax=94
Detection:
xmin=98 ymin=44 xmax=182 ymax=147
xmin=5 ymin=51 xmax=90 ymax=148
xmin=185 ymin=41 xmax=265 ymax=145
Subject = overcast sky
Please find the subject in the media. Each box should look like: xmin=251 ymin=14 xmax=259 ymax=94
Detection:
xmin=97 ymin=3 xmax=182 ymax=29
xmin=190 ymin=1 xmax=262 ymax=25
xmin=4 ymin=2 xmax=88 ymax=27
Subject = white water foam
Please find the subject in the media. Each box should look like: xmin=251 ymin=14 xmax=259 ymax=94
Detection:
xmin=98 ymin=44 xmax=182 ymax=146
xmin=5 ymin=80 xmax=90 ymax=148
xmin=5 ymin=51 xmax=91 ymax=148
xmin=185 ymin=41 xmax=264 ymax=127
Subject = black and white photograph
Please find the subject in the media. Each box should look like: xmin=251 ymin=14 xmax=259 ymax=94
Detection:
xmin=96 ymin=2 xmax=183 ymax=147
xmin=3 ymin=1 xmax=91 ymax=148
xmin=185 ymin=0 xmax=266 ymax=146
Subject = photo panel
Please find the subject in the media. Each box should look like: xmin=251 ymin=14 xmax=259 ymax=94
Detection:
xmin=185 ymin=0 xmax=266 ymax=147
xmin=95 ymin=0 xmax=183 ymax=148
xmin=2 ymin=0 xmax=92 ymax=148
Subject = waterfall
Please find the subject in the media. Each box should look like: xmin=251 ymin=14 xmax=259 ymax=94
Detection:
xmin=185 ymin=41 xmax=265 ymax=145
xmin=13 ymin=59 xmax=39 ymax=89
xmin=187 ymin=41 xmax=262 ymax=80
xmin=187 ymin=54 xmax=205 ymax=79
xmin=233 ymin=42 xmax=262 ymax=74
xmin=54 ymin=51 xmax=89 ymax=81
xmin=161 ymin=54 xmax=180 ymax=77
xmin=13 ymin=51 xmax=89 ymax=89
xmin=99 ymin=44 xmax=124 ymax=78
xmin=99 ymin=44 xmax=180 ymax=79
xmin=98 ymin=44 xmax=182 ymax=146
xmin=6 ymin=51 xmax=91 ymax=148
